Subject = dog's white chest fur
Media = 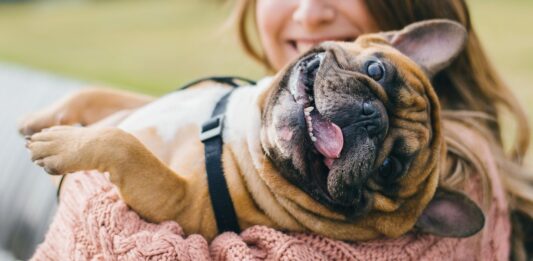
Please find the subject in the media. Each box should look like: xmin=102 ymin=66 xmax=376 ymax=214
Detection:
xmin=118 ymin=86 xmax=230 ymax=142
xmin=117 ymin=78 xmax=272 ymax=145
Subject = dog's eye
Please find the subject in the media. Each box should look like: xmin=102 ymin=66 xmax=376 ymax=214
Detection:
xmin=378 ymin=156 xmax=403 ymax=180
xmin=366 ymin=61 xmax=385 ymax=81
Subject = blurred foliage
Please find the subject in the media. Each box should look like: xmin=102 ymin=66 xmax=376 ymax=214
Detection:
xmin=0 ymin=0 xmax=263 ymax=95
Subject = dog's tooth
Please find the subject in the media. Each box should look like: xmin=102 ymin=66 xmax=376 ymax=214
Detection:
xmin=304 ymin=106 xmax=314 ymax=113
xmin=304 ymin=110 xmax=310 ymax=116
xmin=311 ymin=136 xmax=317 ymax=142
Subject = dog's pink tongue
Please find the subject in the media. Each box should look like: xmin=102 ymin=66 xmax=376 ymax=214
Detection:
xmin=311 ymin=113 xmax=344 ymax=159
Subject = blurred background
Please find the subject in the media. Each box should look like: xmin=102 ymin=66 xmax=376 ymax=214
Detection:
xmin=0 ymin=0 xmax=532 ymax=259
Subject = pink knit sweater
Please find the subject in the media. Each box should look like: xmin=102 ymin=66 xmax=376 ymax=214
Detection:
xmin=31 ymin=130 xmax=511 ymax=260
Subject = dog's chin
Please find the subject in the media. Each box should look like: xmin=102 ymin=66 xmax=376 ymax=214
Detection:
xmin=281 ymin=120 xmax=374 ymax=217
xmin=296 ymin=139 xmax=371 ymax=213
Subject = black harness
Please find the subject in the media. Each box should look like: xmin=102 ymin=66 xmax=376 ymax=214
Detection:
xmin=189 ymin=76 xmax=255 ymax=234
xmin=57 ymin=76 xmax=255 ymax=234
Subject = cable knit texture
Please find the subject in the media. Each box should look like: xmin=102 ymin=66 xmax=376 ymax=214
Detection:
xmin=31 ymin=128 xmax=511 ymax=260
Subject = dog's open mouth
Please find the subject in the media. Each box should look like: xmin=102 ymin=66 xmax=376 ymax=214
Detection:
xmin=287 ymin=52 xmax=351 ymax=204
xmin=289 ymin=53 xmax=344 ymax=169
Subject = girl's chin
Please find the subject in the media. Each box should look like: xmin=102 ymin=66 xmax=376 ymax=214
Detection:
xmin=283 ymin=43 xmax=307 ymax=65
xmin=270 ymin=42 xmax=318 ymax=70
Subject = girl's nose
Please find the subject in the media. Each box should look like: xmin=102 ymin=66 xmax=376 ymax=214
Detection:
xmin=292 ymin=0 xmax=335 ymax=31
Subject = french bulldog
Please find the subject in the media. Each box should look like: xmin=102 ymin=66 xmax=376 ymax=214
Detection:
xmin=22 ymin=19 xmax=484 ymax=241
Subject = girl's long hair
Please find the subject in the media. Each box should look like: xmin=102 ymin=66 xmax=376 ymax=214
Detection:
xmin=230 ymin=0 xmax=533 ymax=259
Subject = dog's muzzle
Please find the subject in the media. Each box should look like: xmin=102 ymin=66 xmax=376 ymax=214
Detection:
xmin=287 ymin=50 xmax=389 ymax=207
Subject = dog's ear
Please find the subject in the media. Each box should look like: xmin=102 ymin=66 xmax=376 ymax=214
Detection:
xmin=386 ymin=19 xmax=468 ymax=77
xmin=415 ymin=187 xmax=485 ymax=237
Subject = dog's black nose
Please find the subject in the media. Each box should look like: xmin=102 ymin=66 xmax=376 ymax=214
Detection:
xmin=362 ymin=101 xmax=378 ymax=116
xmin=361 ymin=101 xmax=388 ymax=137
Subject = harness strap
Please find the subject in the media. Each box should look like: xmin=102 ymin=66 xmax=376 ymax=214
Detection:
xmin=180 ymin=76 xmax=256 ymax=89
xmin=197 ymin=76 xmax=255 ymax=234
xmin=200 ymin=91 xmax=240 ymax=233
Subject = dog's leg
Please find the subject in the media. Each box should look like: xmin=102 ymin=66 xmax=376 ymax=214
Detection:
xmin=19 ymin=88 xmax=155 ymax=136
xmin=89 ymin=109 xmax=135 ymax=128
xmin=26 ymin=125 xmax=188 ymax=222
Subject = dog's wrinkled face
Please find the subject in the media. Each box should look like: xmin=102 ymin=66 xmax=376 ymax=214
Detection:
xmin=262 ymin=39 xmax=436 ymax=216
xmin=260 ymin=20 xmax=484 ymax=238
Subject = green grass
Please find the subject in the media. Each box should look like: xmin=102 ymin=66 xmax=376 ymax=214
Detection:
xmin=469 ymin=0 xmax=533 ymax=160
xmin=470 ymin=0 xmax=533 ymax=103
xmin=0 ymin=0 xmax=263 ymax=95
xmin=0 ymin=0 xmax=532 ymax=159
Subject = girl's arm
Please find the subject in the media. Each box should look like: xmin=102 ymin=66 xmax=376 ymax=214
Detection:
xmin=19 ymin=87 xmax=155 ymax=135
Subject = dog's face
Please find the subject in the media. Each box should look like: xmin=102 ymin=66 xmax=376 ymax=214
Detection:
xmin=260 ymin=20 xmax=484 ymax=238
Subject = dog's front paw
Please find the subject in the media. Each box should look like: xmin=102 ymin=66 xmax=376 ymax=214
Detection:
xmin=26 ymin=126 xmax=111 ymax=175
xmin=26 ymin=126 xmax=83 ymax=175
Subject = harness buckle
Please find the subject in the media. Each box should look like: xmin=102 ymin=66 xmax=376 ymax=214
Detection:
xmin=200 ymin=115 xmax=225 ymax=142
